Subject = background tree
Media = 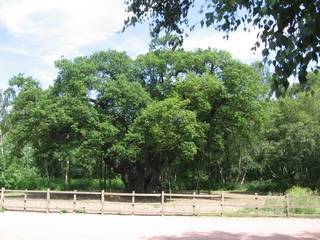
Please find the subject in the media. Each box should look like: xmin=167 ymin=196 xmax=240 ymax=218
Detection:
xmin=260 ymin=73 xmax=320 ymax=190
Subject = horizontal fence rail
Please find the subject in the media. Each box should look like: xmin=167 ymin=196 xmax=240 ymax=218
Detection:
xmin=1 ymin=187 xmax=319 ymax=217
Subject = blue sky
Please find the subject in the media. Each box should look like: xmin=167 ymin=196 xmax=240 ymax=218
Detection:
xmin=0 ymin=0 xmax=262 ymax=90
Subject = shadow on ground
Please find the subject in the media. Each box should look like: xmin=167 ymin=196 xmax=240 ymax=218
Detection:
xmin=146 ymin=231 xmax=320 ymax=240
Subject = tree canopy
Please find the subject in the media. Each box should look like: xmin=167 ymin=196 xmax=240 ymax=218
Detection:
xmin=0 ymin=49 xmax=320 ymax=192
xmin=124 ymin=0 xmax=320 ymax=89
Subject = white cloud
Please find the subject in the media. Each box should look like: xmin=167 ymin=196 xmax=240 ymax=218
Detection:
xmin=32 ymin=68 xmax=57 ymax=88
xmin=0 ymin=0 xmax=125 ymax=64
xmin=0 ymin=44 xmax=31 ymax=56
xmin=183 ymin=29 xmax=262 ymax=63
xmin=0 ymin=1 xmax=262 ymax=88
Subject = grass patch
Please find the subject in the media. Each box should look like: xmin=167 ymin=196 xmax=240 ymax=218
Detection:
xmin=59 ymin=209 xmax=67 ymax=214
xmin=230 ymin=180 xmax=290 ymax=194
xmin=25 ymin=176 xmax=125 ymax=191
xmin=75 ymin=208 xmax=87 ymax=214
xmin=209 ymin=180 xmax=291 ymax=195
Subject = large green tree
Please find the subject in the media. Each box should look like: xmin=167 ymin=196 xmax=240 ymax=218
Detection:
xmin=4 ymin=49 xmax=319 ymax=192
xmin=114 ymin=96 xmax=204 ymax=192
xmin=174 ymin=61 xmax=265 ymax=190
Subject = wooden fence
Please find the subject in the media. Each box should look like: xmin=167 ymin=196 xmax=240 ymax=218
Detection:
xmin=1 ymin=187 xmax=319 ymax=217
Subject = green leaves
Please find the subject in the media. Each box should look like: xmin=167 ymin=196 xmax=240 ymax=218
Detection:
xmin=4 ymin=49 xmax=320 ymax=191
xmin=130 ymin=96 xmax=201 ymax=149
xmin=97 ymin=76 xmax=151 ymax=128
xmin=261 ymin=75 xmax=320 ymax=189
xmin=124 ymin=0 xmax=320 ymax=90
xmin=121 ymin=95 xmax=204 ymax=187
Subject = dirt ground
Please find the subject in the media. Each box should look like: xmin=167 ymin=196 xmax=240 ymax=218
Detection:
xmin=0 ymin=212 xmax=319 ymax=240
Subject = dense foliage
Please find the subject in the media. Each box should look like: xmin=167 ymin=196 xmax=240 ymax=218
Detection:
xmin=0 ymin=49 xmax=319 ymax=192
xmin=124 ymin=0 xmax=320 ymax=89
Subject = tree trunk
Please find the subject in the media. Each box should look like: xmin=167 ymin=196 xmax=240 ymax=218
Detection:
xmin=65 ymin=159 xmax=70 ymax=187
xmin=0 ymin=129 xmax=4 ymax=157
xmin=108 ymin=165 xmax=112 ymax=192
xmin=240 ymin=170 xmax=247 ymax=185
xmin=122 ymin=165 xmax=161 ymax=193
xmin=99 ymin=155 xmax=103 ymax=189
xmin=45 ymin=158 xmax=50 ymax=182
xmin=103 ymin=159 xmax=107 ymax=191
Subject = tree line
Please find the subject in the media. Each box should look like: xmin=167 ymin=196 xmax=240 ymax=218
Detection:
xmin=0 ymin=49 xmax=319 ymax=192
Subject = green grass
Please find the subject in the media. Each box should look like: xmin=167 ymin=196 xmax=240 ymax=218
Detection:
xmin=10 ymin=176 xmax=126 ymax=191
xmin=75 ymin=208 xmax=87 ymax=214
xmin=68 ymin=177 xmax=124 ymax=191
xmin=59 ymin=209 xmax=68 ymax=214
xmin=230 ymin=180 xmax=290 ymax=194
xmin=206 ymin=180 xmax=291 ymax=195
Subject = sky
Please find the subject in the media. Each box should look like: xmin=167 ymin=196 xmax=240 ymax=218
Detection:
xmin=0 ymin=0 xmax=262 ymax=90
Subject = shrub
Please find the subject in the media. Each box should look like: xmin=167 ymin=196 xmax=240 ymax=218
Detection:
xmin=286 ymin=186 xmax=313 ymax=196
xmin=0 ymin=163 xmax=45 ymax=189
xmin=286 ymin=186 xmax=320 ymax=215
xmin=230 ymin=180 xmax=288 ymax=194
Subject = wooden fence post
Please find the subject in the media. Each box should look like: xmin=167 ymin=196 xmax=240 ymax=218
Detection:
xmin=46 ymin=188 xmax=50 ymax=213
xmin=0 ymin=187 xmax=4 ymax=209
xmin=220 ymin=193 xmax=224 ymax=216
xmin=161 ymin=191 xmax=164 ymax=216
xmin=24 ymin=189 xmax=27 ymax=212
xmin=73 ymin=190 xmax=77 ymax=213
xmin=101 ymin=190 xmax=104 ymax=215
xmin=285 ymin=194 xmax=290 ymax=217
xmin=192 ymin=191 xmax=196 ymax=216
xmin=255 ymin=193 xmax=258 ymax=216
xmin=132 ymin=191 xmax=135 ymax=215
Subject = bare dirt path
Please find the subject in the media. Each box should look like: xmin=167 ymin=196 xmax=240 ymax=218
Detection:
xmin=0 ymin=212 xmax=319 ymax=240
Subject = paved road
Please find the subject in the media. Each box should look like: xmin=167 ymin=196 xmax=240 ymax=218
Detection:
xmin=0 ymin=212 xmax=319 ymax=240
